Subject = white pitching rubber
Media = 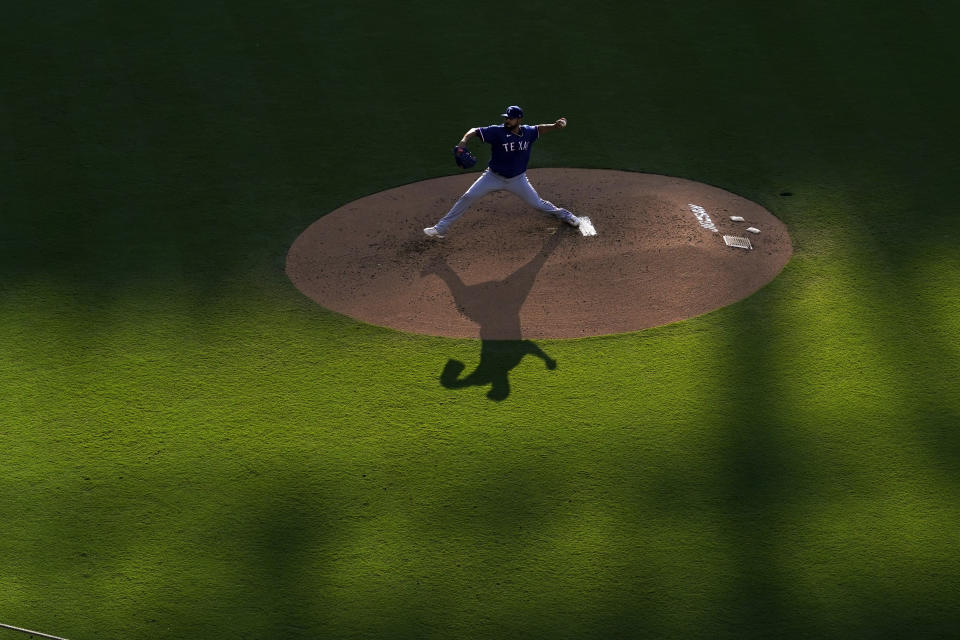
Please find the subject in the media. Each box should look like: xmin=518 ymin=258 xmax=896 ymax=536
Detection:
xmin=579 ymin=217 xmax=597 ymax=237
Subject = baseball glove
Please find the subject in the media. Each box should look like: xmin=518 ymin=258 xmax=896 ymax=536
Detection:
xmin=453 ymin=146 xmax=477 ymax=169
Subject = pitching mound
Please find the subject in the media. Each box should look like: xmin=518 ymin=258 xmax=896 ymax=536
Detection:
xmin=286 ymin=169 xmax=792 ymax=339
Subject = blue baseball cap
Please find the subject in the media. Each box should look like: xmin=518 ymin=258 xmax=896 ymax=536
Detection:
xmin=501 ymin=105 xmax=524 ymax=119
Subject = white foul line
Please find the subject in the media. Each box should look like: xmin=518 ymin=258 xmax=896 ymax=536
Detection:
xmin=0 ymin=622 xmax=71 ymax=640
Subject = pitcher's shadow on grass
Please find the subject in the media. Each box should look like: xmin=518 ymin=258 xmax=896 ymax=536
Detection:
xmin=421 ymin=230 xmax=563 ymax=401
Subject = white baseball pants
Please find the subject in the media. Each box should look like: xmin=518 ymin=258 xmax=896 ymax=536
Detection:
xmin=433 ymin=169 xmax=572 ymax=234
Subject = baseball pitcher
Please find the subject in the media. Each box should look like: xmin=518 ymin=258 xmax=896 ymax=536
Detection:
xmin=424 ymin=105 xmax=580 ymax=238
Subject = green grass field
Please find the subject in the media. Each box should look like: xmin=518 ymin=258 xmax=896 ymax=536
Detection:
xmin=3 ymin=2 xmax=959 ymax=638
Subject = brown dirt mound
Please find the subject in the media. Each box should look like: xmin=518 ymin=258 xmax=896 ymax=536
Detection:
xmin=286 ymin=169 xmax=792 ymax=339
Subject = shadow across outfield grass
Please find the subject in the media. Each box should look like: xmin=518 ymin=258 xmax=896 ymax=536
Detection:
xmin=423 ymin=231 xmax=563 ymax=401
xmin=440 ymin=340 xmax=557 ymax=402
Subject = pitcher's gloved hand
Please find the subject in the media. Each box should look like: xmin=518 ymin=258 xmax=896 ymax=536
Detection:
xmin=453 ymin=146 xmax=477 ymax=169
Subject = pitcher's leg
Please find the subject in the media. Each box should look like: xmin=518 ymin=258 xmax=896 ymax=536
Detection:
xmin=432 ymin=169 xmax=502 ymax=234
xmin=509 ymin=175 xmax=580 ymax=226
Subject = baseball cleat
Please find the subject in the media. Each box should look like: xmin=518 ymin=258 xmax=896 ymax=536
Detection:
xmin=423 ymin=226 xmax=445 ymax=239
xmin=559 ymin=211 xmax=581 ymax=227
